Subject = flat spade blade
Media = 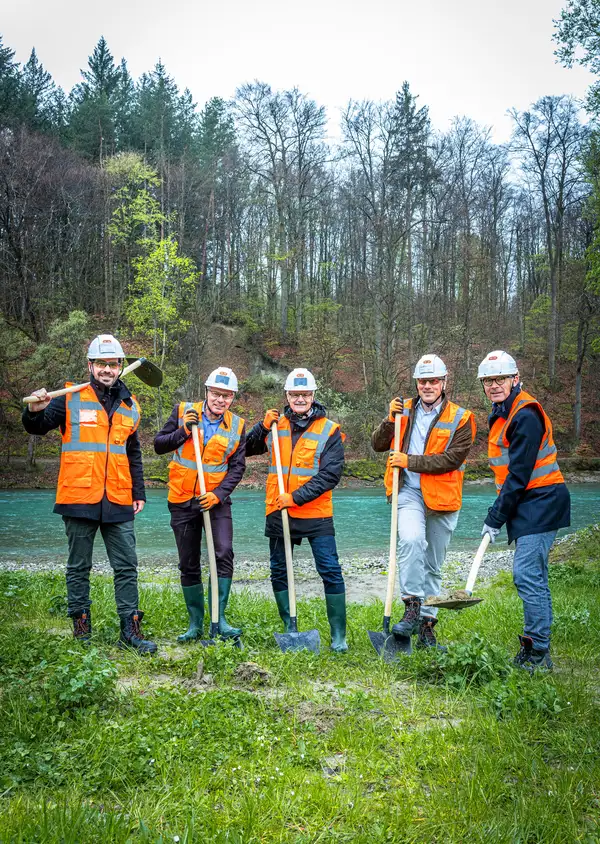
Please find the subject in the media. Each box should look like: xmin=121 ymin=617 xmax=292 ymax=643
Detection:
xmin=368 ymin=630 xmax=412 ymax=660
xmin=424 ymin=589 xmax=484 ymax=611
xmin=125 ymin=357 xmax=163 ymax=387
xmin=273 ymin=628 xmax=320 ymax=654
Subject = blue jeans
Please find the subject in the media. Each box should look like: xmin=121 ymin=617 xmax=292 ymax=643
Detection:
xmin=512 ymin=531 xmax=557 ymax=650
xmin=269 ymin=535 xmax=345 ymax=595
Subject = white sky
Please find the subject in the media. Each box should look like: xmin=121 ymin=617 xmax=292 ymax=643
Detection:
xmin=2 ymin=0 xmax=594 ymax=143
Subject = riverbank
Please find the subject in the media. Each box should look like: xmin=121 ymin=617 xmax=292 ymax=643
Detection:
xmin=0 ymin=525 xmax=598 ymax=843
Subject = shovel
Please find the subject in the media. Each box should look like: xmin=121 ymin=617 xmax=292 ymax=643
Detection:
xmin=23 ymin=357 xmax=163 ymax=404
xmin=271 ymin=422 xmax=320 ymax=655
xmin=423 ymin=534 xmax=490 ymax=610
xmin=368 ymin=412 xmax=412 ymax=660
xmin=189 ymin=422 xmax=242 ymax=648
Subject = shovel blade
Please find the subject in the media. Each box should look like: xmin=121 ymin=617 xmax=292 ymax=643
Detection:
xmin=125 ymin=357 xmax=163 ymax=387
xmin=368 ymin=630 xmax=412 ymax=660
xmin=426 ymin=597 xmax=483 ymax=610
xmin=274 ymin=628 xmax=320 ymax=654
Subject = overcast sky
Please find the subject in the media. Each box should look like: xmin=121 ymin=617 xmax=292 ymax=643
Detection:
xmin=2 ymin=0 xmax=593 ymax=142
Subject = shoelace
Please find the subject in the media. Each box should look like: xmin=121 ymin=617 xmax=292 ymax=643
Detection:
xmin=74 ymin=615 xmax=89 ymax=636
xmin=130 ymin=614 xmax=146 ymax=640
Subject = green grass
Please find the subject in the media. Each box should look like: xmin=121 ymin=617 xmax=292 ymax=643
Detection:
xmin=0 ymin=553 xmax=599 ymax=843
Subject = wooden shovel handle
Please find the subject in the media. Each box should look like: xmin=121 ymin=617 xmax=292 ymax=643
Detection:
xmin=191 ymin=424 xmax=219 ymax=625
xmin=384 ymin=414 xmax=402 ymax=618
xmin=23 ymin=359 xmax=143 ymax=404
xmin=271 ymin=422 xmax=296 ymax=618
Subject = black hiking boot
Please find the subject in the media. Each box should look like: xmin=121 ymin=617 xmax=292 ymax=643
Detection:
xmin=118 ymin=610 xmax=157 ymax=655
xmin=416 ymin=615 xmax=447 ymax=652
xmin=72 ymin=610 xmax=92 ymax=644
xmin=392 ymin=597 xmax=422 ymax=639
xmin=513 ymin=635 xmax=553 ymax=673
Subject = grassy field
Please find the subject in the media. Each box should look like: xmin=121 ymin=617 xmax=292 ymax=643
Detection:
xmin=1 ymin=529 xmax=599 ymax=843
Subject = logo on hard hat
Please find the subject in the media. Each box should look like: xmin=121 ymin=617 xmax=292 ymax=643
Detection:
xmin=423 ymin=359 xmax=432 ymax=364
xmin=489 ymin=355 xmax=498 ymax=360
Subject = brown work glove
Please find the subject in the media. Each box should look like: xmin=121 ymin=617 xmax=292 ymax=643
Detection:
xmin=263 ymin=409 xmax=280 ymax=429
xmin=197 ymin=492 xmax=219 ymax=510
xmin=388 ymin=451 xmax=408 ymax=469
xmin=388 ymin=397 xmax=404 ymax=422
xmin=183 ymin=408 xmax=199 ymax=433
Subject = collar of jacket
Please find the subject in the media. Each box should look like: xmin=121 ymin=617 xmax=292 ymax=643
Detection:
xmin=201 ymin=401 xmax=229 ymax=428
xmin=490 ymin=383 xmax=522 ymax=422
xmin=284 ymin=400 xmax=327 ymax=430
xmin=90 ymin=375 xmax=133 ymax=408
xmin=413 ymin=392 xmax=447 ymax=414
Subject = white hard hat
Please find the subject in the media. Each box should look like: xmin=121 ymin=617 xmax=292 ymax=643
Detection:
xmin=284 ymin=367 xmax=317 ymax=392
xmin=205 ymin=367 xmax=239 ymax=392
xmin=478 ymin=350 xmax=519 ymax=379
xmin=87 ymin=334 xmax=125 ymax=359
xmin=413 ymin=354 xmax=447 ymax=379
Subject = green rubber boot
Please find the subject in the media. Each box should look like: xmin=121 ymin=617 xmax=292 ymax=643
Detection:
xmin=208 ymin=578 xmax=242 ymax=639
xmin=325 ymin=591 xmax=348 ymax=653
xmin=273 ymin=589 xmax=292 ymax=632
xmin=177 ymin=584 xmax=205 ymax=642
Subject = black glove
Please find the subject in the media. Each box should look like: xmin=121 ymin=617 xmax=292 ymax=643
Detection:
xmin=183 ymin=409 xmax=199 ymax=432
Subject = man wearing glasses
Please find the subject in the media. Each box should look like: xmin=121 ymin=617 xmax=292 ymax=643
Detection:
xmin=371 ymin=355 xmax=476 ymax=650
xmin=245 ymin=368 xmax=347 ymax=652
xmin=154 ymin=367 xmax=246 ymax=642
xmin=22 ymin=334 xmax=156 ymax=653
xmin=478 ymin=350 xmax=570 ymax=672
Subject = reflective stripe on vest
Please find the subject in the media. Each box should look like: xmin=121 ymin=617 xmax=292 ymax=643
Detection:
xmin=383 ymin=398 xmax=474 ymax=512
xmin=56 ymin=384 xmax=141 ymax=506
xmin=167 ymin=402 xmax=244 ymax=503
xmin=265 ymin=416 xmax=339 ymax=518
xmin=488 ymin=390 xmax=564 ymax=494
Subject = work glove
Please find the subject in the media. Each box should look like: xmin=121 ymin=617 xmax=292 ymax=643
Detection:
xmin=481 ymin=523 xmax=501 ymax=544
xmin=183 ymin=408 xmax=199 ymax=433
xmin=197 ymin=492 xmax=219 ymax=511
xmin=388 ymin=451 xmax=408 ymax=469
xmin=263 ymin=409 xmax=280 ymax=429
xmin=388 ymin=397 xmax=404 ymax=422
xmin=276 ymin=492 xmax=294 ymax=510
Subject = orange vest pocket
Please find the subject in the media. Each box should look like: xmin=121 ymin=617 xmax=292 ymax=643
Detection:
xmin=60 ymin=452 xmax=95 ymax=488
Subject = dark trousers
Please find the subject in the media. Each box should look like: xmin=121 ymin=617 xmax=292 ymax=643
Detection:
xmin=170 ymin=499 xmax=234 ymax=587
xmin=269 ymin=534 xmax=345 ymax=595
xmin=63 ymin=516 xmax=139 ymax=617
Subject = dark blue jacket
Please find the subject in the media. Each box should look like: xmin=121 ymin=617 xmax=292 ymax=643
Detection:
xmin=485 ymin=385 xmax=570 ymax=543
xmin=22 ymin=377 xmax=145 ymax=523
xmin=246 ymin=401 xmax=344 ymax=539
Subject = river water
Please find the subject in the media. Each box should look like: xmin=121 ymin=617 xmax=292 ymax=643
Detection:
xmin=1 ymin=485 xmax=598 ymax=564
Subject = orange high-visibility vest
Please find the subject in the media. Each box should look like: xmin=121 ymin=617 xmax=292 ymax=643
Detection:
xmin=168 ymin=402 xmax=244 ymax=504
xmin=488 ymin=389 xmax=565 ymax=494
xmin=265 ymin=416 xmax=340 ymax=518
xmin=384 ymin=398 xmax=475 ymax=512
xmin=56 ymin=383 xmax=141 ymax=506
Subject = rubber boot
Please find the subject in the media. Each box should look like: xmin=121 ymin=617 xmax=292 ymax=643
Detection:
xmin=392 ymin=596 xmax=422 ymax=638
xmin=118 ymin=610 xmax=157 ymax=655
xmin=178 ymin=584 xmax=205 ymax=642
xmin=513 ymin=634 xmax=553 ymax=673
xmin=273 ymin=589 xmax=292 ymax=632
xmin=208 ymin=578 xmax=242 ymax=639
xmin=416 ymin=615 xmax=447 ymax=652
xmin=325 ymin=591 xmax=348 ymax=653
xmin=72 ymin=609 xmax=92 ymax=644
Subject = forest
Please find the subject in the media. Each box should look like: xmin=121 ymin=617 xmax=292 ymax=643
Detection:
xmin=1 ymin=4 xmax=600 ymax=459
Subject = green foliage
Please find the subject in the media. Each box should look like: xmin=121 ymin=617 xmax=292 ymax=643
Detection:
xmin=419 ymin=634 xmax=511 ymax=688
xmin=25 ymin=310 xmax=90 ymax=389
xmin=241 ymin=373 xmax=282 ymax=394
xmin=105 ymin=152 xmax=164 ymax=249
xmin=343 ymin=459 xmax=385 ymax=481
xmin=524 ymin=293 xmax=551 ymax=357
xmin=41 ymin=648 xmax=118 ymax=711
xmin=486 ymin=673 xmax=564 ymax=719
xmin=129 ymin=238 xmax=199 ymax=367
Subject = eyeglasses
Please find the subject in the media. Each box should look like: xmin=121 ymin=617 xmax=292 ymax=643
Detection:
xmin=482 ymin=376 xmax=513 ymax=387
xmin=207 ymin=389 xmax=234 ymax=402
xmin=93 ymin=360 xmax=121 ymax=370
xmin=417 ymin=378 xmax=442 ymax=386
xmin=288 ymin=392 xmax=313 ymax=399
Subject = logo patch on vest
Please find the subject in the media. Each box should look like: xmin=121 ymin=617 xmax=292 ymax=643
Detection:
xmin=79 ymin=409 xmax=98 ymax=426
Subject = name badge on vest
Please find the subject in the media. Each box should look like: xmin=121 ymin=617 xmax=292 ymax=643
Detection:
xmin=80 ymin=409 xmax=98 ymax=426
